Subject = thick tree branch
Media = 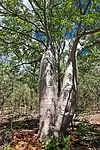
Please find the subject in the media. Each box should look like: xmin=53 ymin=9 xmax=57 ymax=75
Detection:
xmin=77 ymin=21 xmax=82 ymax=36
xmin=79 ymin=28 xmax=100 ymax=38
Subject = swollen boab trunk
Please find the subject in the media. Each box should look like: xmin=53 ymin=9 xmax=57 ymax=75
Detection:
xmin=39 ymin=48 xmax=57 ymax=139
xmin=38 ymin=39 xmax=78 ymax=139
xmin=54 ymin=59 xmax=77 ymax=136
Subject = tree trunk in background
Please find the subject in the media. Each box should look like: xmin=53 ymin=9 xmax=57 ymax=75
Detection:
xmin=39 ymin=48 xmax=57 ymax=139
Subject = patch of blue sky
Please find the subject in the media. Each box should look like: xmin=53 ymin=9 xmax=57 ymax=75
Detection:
xmin=73 ymin=24 xmax=79 ymax=33
xmin=81 ymin=0 xmax=92 ymax=6
xmin=64 ymin=24 xmax=83 ymax=39
xmin=80 ymin=49 xmax=89 ymax=56
xmin=33 ymin=32 xmax=46 ymax=43
xmin=63 ymin=32 xmax=74 ymax=40
xmin=80 ymin=1 xmax=100 ymax=13
xmin=74 ymin=0 xmax=92 ymax=9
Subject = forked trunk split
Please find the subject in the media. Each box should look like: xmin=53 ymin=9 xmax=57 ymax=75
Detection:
xmin=39 ymin=43 xmax=78 ymax=139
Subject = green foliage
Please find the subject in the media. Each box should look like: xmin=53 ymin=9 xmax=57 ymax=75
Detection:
xmin=76 ymin=122 xmax=90 ymax=136
xmin=4 ymin=144 xmax=12 ymax=150
xmin=77 ymin=46 xmax=100 ymax=112
xmin=0 ymin=56 xmax=38 ymax=113
xmin=44 ymin=135 xmax=71 ymax=150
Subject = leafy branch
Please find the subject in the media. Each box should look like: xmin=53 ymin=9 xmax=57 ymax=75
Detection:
xmin=28 ymin=0 xmax=45 ymax=28
xmin=79 ymin=27 xmax=100 ymax=38
xmin=0 ymin=24 xmax=46 ymax=46
xmin=0 ymin=3 xmax=44 ymax=33
xmin=84 ymin=39 xmax=100 ymax=49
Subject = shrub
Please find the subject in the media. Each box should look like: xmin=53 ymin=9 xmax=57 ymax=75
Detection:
xmin=44 ymin=135 xmax=71 ymax=150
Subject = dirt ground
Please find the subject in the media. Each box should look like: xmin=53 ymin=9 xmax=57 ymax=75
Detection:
xmin=0 ymin=113 xmax=100 ymax=150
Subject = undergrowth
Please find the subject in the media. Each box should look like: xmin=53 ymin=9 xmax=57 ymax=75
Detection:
xmin=44 ymin=135 xmax=71 ymax=150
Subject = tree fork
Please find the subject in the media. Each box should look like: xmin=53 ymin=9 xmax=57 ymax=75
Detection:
xmin=54 ymin=38 xmax=79 ymax=136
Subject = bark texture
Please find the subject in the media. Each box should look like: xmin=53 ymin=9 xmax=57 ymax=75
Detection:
xmin=39 ymin=48 xmax=57 ymax=139
xmin=54 ymin=60 xmax=77 ymax=136
xmin=39 ymin=40 xmax=78 ymax=139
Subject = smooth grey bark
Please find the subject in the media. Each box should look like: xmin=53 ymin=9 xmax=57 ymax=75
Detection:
xmin=39 ymin=48 xmax=57 ymax=139
xmin=39 ymin=39 xmax=78 ymax=139
xmin=54 ymin=60 xmax=77 ymax=136
xmin=53 ymin=39 xmax=78 ymax=136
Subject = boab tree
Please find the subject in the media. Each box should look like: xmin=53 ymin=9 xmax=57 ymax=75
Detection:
xmin=38 ymin=0 xmax=100 ymax=139
xmin=0 ymin=0 xmax=100 ymax=140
